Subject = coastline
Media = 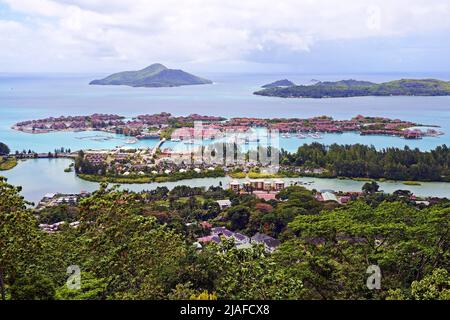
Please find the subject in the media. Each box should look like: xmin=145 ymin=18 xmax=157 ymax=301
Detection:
xmin=75 ymin=170 xmax=428 ymax=186
xmin=11 ymin=126 xmax=111 ymax=135
xmin=5 ymin=158 xmax=450 ymax=204
xmin=77 ymin=169 xmax=226 ymax=184
xmin=0 ymin=157 xmax=17 ymax=171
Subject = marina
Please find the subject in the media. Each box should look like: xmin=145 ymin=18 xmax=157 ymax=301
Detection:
xmin=2 ymin=72 xmax=450 ymax=201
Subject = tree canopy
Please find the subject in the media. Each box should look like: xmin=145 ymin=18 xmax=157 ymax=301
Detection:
xmin=1 ymin=178 xmax=448 ymax=300
xmin=0 ymin=142 xmax=10 ymax=155
xmin=282 ymin=143 xmax=450 ymax=181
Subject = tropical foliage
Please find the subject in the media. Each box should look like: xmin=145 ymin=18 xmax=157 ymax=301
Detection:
xmin=255 ymin=79 xmax=450 ymax=98
xmin=282 ymin=143 xmax=450 ymax=181
xmin=0 ymin=142 xmax=10 ymax=155
xmin=1 ymin=178 xmax=448 ymax=300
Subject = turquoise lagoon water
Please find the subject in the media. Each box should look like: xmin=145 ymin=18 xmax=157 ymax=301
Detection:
xmin=2 ymin=72 xmax=450 ymax=201
xmin=2 ymin=72 xmax=450 ymax=153
xmin=3 ymin=158 xmax=450 ymax=204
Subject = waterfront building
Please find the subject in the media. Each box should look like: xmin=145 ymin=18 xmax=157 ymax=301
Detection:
xmin=249 ymin=179 xmax=264 ymax=190
xmin=229 ymin=180 xmax=240 ymax=192
xmin=230 ymin=179 xmax=286 ymax=193
xmin=85 ymin=152 xmax=107 ymax=165
xmin=263 ymin=180 xmax=272 ymax=191
xmin=273 ymin=179 xmax=285 ymax=191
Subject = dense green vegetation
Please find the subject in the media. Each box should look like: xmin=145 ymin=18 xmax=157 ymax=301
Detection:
xmin=282 ymin=143 xmax=450 ymax=182
xmin=1 ymin=177 xmax=448 ymax=300
xmin=77 ymin=168 xmax=226 ymax=184
xmin=0 ymin=142 xmax=10 ymax=155
xmin=281 ymin=199 xmax=449 ymax=299
xmin=38 ymin=205 xmax=80 ymax=224
xmin=262 ymin=79 xmax=296 ymax=88
xmin=159 ymin=127 xmax=176 ymax=139
xmin=255 ymin=79 xmax=450 ymax=98
xmin=0 ymin=157 xmax=17 ymax=171
xmin=75 ymin=143 xmax=450 ymax=183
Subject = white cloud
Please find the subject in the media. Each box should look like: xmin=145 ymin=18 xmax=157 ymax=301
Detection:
xmin=1 ymin=0 xmax=450 ymax=71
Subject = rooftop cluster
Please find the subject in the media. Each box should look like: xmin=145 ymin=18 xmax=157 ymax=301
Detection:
xmin=13 ymin=113 xmax=442 ymax=140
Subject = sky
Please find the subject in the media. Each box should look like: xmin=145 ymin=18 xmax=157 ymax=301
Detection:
xmin=1 ymin=0 xmax=450 ymax=74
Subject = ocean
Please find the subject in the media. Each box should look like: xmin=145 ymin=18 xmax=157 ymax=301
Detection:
xmin=2 ymin=72 xmax=450 ymax=153
xmin=2 ymin=72 xmax=450 ymax=202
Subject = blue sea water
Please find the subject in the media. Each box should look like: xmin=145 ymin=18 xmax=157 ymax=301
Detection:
xmin=2 ymin=72 xmax=450 ymax=202
xmin=2 ymin=72 xmax=450 ymax=153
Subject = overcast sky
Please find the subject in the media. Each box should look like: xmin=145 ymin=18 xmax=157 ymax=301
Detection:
xmin=1 ymin=0 xmax=450 ymax=73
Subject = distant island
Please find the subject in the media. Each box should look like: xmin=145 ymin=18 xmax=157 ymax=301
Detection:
xmin=90 ymin=63 xmax=213 ymax=88
xmin=262 ymin=79 xmax=296 ymax=88
xmin=254 ymin=79 xmax=450 ymax=98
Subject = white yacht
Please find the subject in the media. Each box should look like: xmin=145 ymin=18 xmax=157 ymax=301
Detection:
xmin=309 ymin=133 xmax=323 ymax=139
xmin=125 ymin=138 xmax=138 ymax=144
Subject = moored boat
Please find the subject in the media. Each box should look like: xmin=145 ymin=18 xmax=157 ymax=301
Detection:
xmin=125 ymin=138 xmax=138 ymax=144
xmin=309 ymin=133 xmax=323 ymax=139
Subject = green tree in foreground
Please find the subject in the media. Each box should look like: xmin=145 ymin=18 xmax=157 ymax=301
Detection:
xmin=388 ymin=268 xmax=450 ymax=300
xmin=1 ymin=178 xmax=448 ymax=300
xmin=410 ymin=269 xmax=450 ymax=300
xmin=283 ymin=200 xmax=449 ymax=299
xmin=200 ymin=239 xmax=303 ymax=299
xmin=9 ymin=273 xmax=55 ymax=300
xmin=75 ymin=185 xmax=190 ymax=299
xmin=55 ymin=272 xmax=107 ymax=300
xmin=0 ymin=177 xmax=56 ymax=300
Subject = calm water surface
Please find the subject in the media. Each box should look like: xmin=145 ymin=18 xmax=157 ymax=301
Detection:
xmin=2 ymin=72 xmax=450 ymax=152
xmin=2 ymin=72 xmax=450 ymax=201
xmin=2 ymin=158 xmax=450 ymax=204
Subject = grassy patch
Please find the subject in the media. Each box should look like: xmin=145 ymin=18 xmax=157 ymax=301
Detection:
xmin=229 ymin=171 xmax=285 ymax=179
xmin=0 ymin=157 xmax=17 ymax=171
xmin=247 ymin=172 xmax=283 ymax=179
xmin=351 ymin=177 xmax=374 ymax=182
xmin=403 ymin=181 xmax=422 ymax=186
xmin=78 ymin=174 xmax=153 ymax=184
xmin=229 ymin=172 xmax=247 ymax=179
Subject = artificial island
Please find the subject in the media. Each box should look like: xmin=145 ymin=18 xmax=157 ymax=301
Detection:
xmin=7 ymin=113 xmax=449 ymax=186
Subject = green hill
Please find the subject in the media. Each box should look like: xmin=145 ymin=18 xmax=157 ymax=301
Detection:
xmin=262 ymin=79 xmax=296 ymax=88
xmin=90 ymin=64 xmax=212 ymax=88
xmin=254 ymin=79 xmax=450 ymax=98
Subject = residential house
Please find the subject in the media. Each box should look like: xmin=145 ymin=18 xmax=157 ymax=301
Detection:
xmin=251 ymin=233 xmax=281 ymax=253
xmin=216 ymin=199 xmax=232 ymax=210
